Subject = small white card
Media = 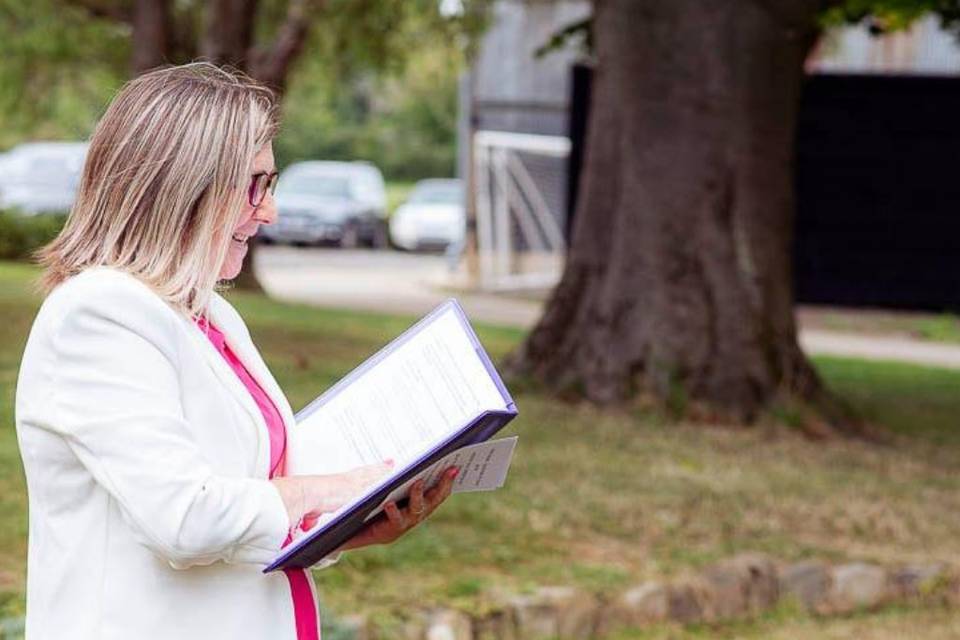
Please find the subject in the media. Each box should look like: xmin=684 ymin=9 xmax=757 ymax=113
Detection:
xmin=363 ymin=436 xmax=518 ymax=522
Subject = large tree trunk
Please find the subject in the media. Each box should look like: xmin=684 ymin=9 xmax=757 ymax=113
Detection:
xmin=505 ymin=0 xmax=861 ymax=434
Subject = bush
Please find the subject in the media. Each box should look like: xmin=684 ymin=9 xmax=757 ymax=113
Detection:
xmin=0 ymin=210 xmax=65 ymax=261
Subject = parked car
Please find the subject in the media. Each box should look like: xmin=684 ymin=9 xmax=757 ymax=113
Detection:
xmin=0 ymin=142 xmax=88 ymax=214
xmin=261 ymin=160 xmax=388 ymax=248
xmin=389 ymin=178 xmax=465 ymax=251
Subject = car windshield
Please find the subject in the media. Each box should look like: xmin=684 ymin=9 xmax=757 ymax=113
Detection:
xmin=279 ymin=173 xmax=352 ymax=199
xmin=409 ymin=183 xmax=462 ymax=204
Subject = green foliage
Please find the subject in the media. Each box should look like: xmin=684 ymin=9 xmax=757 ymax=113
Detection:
xmin=913 ymin=313 xmax=960 ymax=342
xmin=0 ymin=211 xmax=65 ymax=261
xmin=0 ymin=0 xmax=127 ymax=148
xmin=299 ymin=0 xmax=489 ymax=78
xmin=276 ymin=39 xmax=462 ymax=180
xmin=0 ymin=0 xmax=492 ymax=181
xmin=272 ymin=0 xmax=486 ymax=179
xmin=822 ymin=0 xmax=960 ymax=37
xmin=534 ymin=16 xmax=592 ymax=59
xmin=541 ymin=2 xmax=960 ymax=63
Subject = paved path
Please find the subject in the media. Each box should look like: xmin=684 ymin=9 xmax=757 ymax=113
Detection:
xmin=256 ymin=246 xmax=960 ymax=370
xmin=798 ymin=331 xmax=960 ymax=370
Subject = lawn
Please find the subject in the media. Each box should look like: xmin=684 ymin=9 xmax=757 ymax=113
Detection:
xmin=1 ymin=261 xmax=959 ymax=636
xmin=799 ymin=306 xmax=960 ymax=344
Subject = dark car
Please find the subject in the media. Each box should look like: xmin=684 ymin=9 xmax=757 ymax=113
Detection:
xmin=261 ymin=161 xmax=388 ymax=248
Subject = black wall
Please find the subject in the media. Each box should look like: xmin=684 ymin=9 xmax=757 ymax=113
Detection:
xmin=795 ymin=73 xmax=960 ymax=311
xmin=567 ymin=70 xmax=960 ymax=311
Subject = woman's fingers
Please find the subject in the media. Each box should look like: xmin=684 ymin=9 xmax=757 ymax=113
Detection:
xmin=419 ymin=467 xmax=458 ymax=519
xmin=409 ymin=480 xmax=426 ymax=522
xmin=426 ymin=467 xmax=458 ymax=505
xmin=312 ymin=460 xmax=396 ymax=514
xmin=342 ymin=467 xmax=462 ymax=550
xmin=385 ymin=500 xmax=407 ymax=530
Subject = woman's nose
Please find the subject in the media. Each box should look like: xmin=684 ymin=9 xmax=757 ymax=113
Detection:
xmin=254 ymin=192 xmax=278 ymax=225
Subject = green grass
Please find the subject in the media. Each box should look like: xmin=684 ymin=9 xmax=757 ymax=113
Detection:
xmin=800 ymin=307 xmax=960 ymax=344
xmin=812 ymin=356 xmax=960 ymax=445
xmin=3 ymin=262 xmax=960 ymax=635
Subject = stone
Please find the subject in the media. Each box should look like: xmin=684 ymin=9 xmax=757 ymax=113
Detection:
xmin=666 ymin=578 xmax=715 ymax=624
xmin=889 ymin=563 xmax=948 ymax=600
xmin=778 ymin=560 xmax=832 ymax=612
xmin=701 ymin=553 xmax=779 ymax=619
xmin=596 ymin=581 xmax=669 ymax=636
xmin=471 ymin=607 xmax=517 ymax=640
xmin=827 ymin=563 xmax=889 ymax=613
xmin=424 ymin=609 xmax=472 ymax=640
xmin=509 ymin=586 xmax=599 ymax=639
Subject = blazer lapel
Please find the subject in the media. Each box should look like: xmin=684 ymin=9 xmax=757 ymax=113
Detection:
xmin=206 ymin=294 xmax=299 ymax=471
xmin=182 ymin=307 xmax=272 ymax=478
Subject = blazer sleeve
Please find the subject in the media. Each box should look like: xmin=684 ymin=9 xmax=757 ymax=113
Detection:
xmin=46 ymin=281 xmax=290 ymax=570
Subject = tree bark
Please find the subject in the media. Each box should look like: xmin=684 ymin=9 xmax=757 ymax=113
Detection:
xmin=248 ymin=0 xmax=312 ymax=95
xmin=131 ymin=0 xmax=171 ymax=73
xmin=201 ymin=0 xmax=259 ymax=66
xmin=505 ymin=0 xmax=862 ymax=434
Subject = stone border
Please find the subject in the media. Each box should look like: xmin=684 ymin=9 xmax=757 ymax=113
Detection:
xmin=338 ymin=553 xmax=959 ymax=639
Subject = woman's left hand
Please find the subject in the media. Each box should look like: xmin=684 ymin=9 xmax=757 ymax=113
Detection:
xmin=337 ymin=466 xmax=459 ymax=552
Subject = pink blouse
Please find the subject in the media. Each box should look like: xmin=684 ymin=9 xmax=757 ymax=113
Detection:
xmin=195 ymin=316 xmax=320 ymax=640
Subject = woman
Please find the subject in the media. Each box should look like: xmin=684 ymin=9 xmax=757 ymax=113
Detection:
xmin=14 ymin=62 xmax=456 ymax=639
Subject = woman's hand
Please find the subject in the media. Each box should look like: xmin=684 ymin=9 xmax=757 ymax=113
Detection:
xmin=270 ymin=460 xmax=395 ymax=531
xmin=337 ymin=466 xmax=459 ymax=552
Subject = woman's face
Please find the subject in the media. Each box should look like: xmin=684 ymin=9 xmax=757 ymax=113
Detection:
xmin=218 ymin=144 xmax=278 ymax=280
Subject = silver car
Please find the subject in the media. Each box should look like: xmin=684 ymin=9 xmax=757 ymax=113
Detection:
xmin=261 ymin=161 xmax=388 ymax=248
xmin=0 ymin=142 xmax=88 ymax=214
xmin=389 ymin=179 xmax=465 ymax=251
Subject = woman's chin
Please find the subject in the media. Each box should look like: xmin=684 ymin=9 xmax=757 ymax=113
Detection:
xmin=219 ymin=268 xmax=240 ymax=281
xmin=218 ymin=258 xmax=245 ymax=281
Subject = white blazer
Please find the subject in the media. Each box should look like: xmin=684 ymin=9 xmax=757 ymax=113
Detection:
xmin=15 ymin=266 xmax=336 ymax=639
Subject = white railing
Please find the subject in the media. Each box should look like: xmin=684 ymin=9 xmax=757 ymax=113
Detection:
xmin=472 ymin=130 xmax=570 ymax=291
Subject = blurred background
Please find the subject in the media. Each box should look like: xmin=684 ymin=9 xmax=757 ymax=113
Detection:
xmin=5 ymin=0 xmax=960 ymax=638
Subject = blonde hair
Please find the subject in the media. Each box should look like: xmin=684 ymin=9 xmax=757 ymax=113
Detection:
xmin=37 ymin=62 xmax=279 ymax=317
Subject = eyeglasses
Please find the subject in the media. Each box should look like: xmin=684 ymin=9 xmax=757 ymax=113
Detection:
xmin=248 ymin=171 xmax=279 ymax=207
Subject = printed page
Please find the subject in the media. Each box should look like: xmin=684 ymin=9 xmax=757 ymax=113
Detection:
xmin=362 ymin=436 xmax=519 ymax=523
xmin=287 ymin=306 xmax=507 ymax=476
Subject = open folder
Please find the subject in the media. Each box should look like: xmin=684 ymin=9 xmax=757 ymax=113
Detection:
xmin=264 ymin=299 xmax=519 ymax=573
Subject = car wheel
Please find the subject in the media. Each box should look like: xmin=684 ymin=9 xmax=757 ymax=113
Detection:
xmin=340 ymin=222 xmax=360 ymax=249
xmin=370 ymin=221 xmax=389 ymax=250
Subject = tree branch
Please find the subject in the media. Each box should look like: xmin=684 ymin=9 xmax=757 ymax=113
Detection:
xmin=63 ymin=0 xmax=132 ymax=23
xmin=249 ymin=0 xmax=323 ymax=93
xmin=747 ymin=0 xmax=841 ymax=31
xmin=131 ymin=0 xmax=173 ymax=74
